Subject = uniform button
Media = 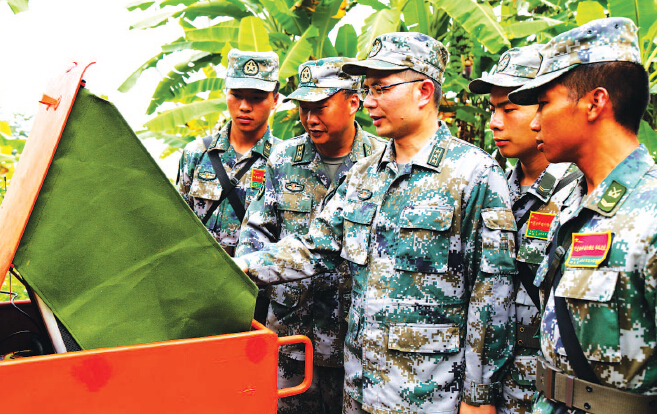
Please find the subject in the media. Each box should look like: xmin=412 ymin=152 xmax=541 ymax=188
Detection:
xmin=584 ymin=403 xmax=591 ymax=410
xmin=586 ymin=386 xmax=592 ymax=393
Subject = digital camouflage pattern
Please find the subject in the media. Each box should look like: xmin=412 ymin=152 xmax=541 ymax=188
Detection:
xmin=469 ymin=44 xmax=542 ymax=94
xmin=342 ymin=32 xmax=449 ymax=84
xmin=236 ymin=122 xmax=385 ymax=367
xmin=225 ymin=49 xmax=279 ymax=92
xmin=510 ymin=17 xmax=641 ymax=105
xmin=241 ymin=122 xmax=517 ymax=413
xmin=533 ymin=145 xmax=657 ymax=413
xmin=284 ymin=57 xmax=361 ymax=103
xmin=177 ymin=120 xmax=279 ymax=251
xmin=500 ymin=162 xmax=580 ymax=414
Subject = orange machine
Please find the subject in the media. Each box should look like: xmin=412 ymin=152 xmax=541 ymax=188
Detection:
xmin=0 ymin=61 xmax=312 ymax=412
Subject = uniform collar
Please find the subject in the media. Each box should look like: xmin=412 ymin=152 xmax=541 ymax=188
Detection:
xmin=208 ymin=120 xmax=275 ymax=159
xmin=580 ymin=144 xmax=654 ymax=217
xmin=293 ymin=122 xmax=370 ymax=165
xmin=376 ymin=121 xmax=452 ymax=173
xmin=509 ymin=162 xmax=574 ymax=204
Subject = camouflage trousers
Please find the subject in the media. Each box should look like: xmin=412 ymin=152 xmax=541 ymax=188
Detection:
xmin=499 ymin=354 xmax=537 ymax=414
xmin=277 ymin=354 xmax=343 ymax=414
xmin=342 ymin=392 xmax=368 ymax=414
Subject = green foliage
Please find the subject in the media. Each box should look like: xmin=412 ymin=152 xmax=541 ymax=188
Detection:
xmin=124 ymin=0 xmax=657 ymax=160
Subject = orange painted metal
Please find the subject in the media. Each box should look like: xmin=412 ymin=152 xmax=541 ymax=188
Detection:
xmin=0 ymin=320 xmax=312 ymax=413
xmin=0 ymin=61 xmax=95 ymax=288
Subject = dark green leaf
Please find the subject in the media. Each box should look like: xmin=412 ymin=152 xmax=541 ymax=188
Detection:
xmin=357 ymin=9 xmax=402 ymax=58
xmin=145 ymin=99 xmax=227 ymax=132
xmin=272 ymin=108 xmax=304 ymax=140
xmin=335 ymin=24 xmax=358 ymax=57
xmin=402 ymin=0 xmax=430 ymax=34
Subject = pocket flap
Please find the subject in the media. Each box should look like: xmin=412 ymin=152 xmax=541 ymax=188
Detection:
xmin=388 ymin=323 xmax=460 ymax=353
xmin=555 ymin=268 xmax=619 ymax=301
xmin=278 ymin=192 xmax=312 ymax=213
xmin=482 ymin=208 xmax=517 ymax=231
xmin=399 ymin=206 xmax=453 ymax=231
xmin=343 ymin=199 xmax=377 ymax=225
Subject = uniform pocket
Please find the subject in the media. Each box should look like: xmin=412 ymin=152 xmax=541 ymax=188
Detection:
xmin=555 ymin=267 xmax=620 ymax=363
xmin=189 ymin=166 xmax=222 ymax=200
xmin=481 ymin=208 xmax=517 ymax=273
xmin=278 ymin=192 xmax=312 ymax=235
xmin=388 ymin=323 xmax=460 ymax=353
xmin=394 ymin=205 xmax=453 ymax=273
xmin=341 ymin=199 xmax=377 ymax=265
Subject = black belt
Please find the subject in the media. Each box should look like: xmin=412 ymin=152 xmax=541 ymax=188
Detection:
xmin=536 ymin=358 xmax=657 ymax=414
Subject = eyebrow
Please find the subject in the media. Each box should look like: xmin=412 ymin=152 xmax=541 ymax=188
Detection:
xmin=491 ymin=99 xmax=511 ymax=108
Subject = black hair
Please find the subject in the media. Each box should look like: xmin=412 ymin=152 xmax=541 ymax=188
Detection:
xmin=556 ymin=62 xmax=649 ymax=134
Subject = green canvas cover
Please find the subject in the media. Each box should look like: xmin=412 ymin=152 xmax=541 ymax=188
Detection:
xmin=13 ymin=88 xmax=257 ymax=350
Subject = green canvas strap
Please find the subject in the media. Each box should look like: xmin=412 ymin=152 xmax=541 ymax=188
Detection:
xmin=516 ymin=324 xmax=539 ymax=349
xmin=536 ymin=358 xmax=657 ymax=413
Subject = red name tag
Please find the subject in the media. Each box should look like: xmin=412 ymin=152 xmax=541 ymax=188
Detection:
xmin=525 ymin=212 xmax=556 ymax=240
xmin=565 ymin=231 xmax=611 ymax=267
xmin=251 ymin=168 xmax=265 ymax=188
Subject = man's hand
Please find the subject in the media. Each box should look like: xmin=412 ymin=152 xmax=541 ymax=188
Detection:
xmin=459 ymin=402 xmax=496 ymax=414
xmin=234 ymin=257 xmax=249 ymax=274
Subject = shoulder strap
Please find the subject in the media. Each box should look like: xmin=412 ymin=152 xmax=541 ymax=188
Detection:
xmin=515 ymin=170 xmax=584 ymax=309
xmin=202 ymin=135 xmax=213 ymax=150
xmin=202 ymin=151 xmax=258 ymax=225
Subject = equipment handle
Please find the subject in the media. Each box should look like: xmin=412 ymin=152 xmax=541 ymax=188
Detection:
xmin=276 ymin=335 xmax=313 ymax=399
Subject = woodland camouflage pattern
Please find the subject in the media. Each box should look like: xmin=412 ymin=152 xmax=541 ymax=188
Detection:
xmin=342 ymin=32 xmax=449 ymax=84
xmin=468 ymin=44 xmax=542 ymax=94
xmin=510 ymin=17 xmax=641 ymax=105
xmin=500 ymin=162 xmax=579 ymax=414
xmin=177 ymin=120 xmax=279 ymax=250
xmin=225 ymin=49 xmax=279 ymax=92
xmin=533 ymin=145 xmax=657 ymax=413
xmin=236 ymin=122 xmax=385 ymax=367
xmin=241 ymin=122 xmax=517 ymax=413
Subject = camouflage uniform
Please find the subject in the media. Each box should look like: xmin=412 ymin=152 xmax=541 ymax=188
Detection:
xmin=241 ymin=120 xmax=518 ymax=413
xmin=177 ymin=122 xmax=279 ymax=252
xmin=237 ymin=57 xmax=386 ymax=414
xmin=501 ymin=162 xmax=579 ymax=414
xmin=470 ymin=45 xmax=580 ymax=414
xmin=508 ymin=18 xmax=657 ymax=413
xmin=177 ymin=49 xmax=280 ymax=254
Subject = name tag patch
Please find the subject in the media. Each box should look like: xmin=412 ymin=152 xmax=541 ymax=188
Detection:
xmin=251 ymin=168 xmax=265 ymax=188
xmin=565 ymin=231 xmax=611 ymax=267
xmin=525 ymin=212 xmax=556 ymax=240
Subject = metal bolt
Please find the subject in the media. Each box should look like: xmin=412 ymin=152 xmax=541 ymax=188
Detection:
xmin=586 ymin=386 xmax=592 ymax=393
xmin=584 ymin=403 xmax=591 ymax=410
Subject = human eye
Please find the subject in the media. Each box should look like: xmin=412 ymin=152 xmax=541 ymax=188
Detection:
xmin=504 ymin=107 xmax=516 ymax=113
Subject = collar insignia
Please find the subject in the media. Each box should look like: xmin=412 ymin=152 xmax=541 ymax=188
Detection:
xmin=293 ymin=144 xmax=305 ymax=162
xmin=427 ymin=146 xmax=445 ymax=168
xmin=598 ymin=180 xmax=626 ymax=213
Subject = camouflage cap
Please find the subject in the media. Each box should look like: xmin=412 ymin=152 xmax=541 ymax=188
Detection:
xmin=225 ymin=49 xmax=279 ymax=92
xmin=509 ymin=17 xmax=641 ymax=105
xmin=469 ymin=44 xmax=542 ymax=94
xmin=283 ymin=57 xmax=361 ymax=103
xmin=342 ymin=32 xmax=449 ymax=84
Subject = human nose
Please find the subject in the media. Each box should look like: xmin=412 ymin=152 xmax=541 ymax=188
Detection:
xmin=363 ymin=91 xmax=376 ymax=109
xmin=239 ymin=99 xmax=252 ymax=111
xmin=489 ymin=110 xmax=503 ymax=130
xmin=530 ymin=112 xmax=541 ymax=133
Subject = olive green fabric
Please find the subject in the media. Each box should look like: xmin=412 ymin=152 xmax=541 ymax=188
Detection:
xmin=13 ymin=88 xmax=257 ymax=350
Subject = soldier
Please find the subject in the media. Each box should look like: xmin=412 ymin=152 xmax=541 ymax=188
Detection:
xmin=508 ymin=17 xmax=657 ymax=414
xmin=469 ymin=46 xmax=581 ymax=414
xmin=236 ymin=32 xmax=516 ymax=414
xmin=177 ymin=49 xmax=280 ymax=322
xmin=236 ymin=57 xmax=385 ymax=414
xmin=177 ymin=49 xmax=280 ymax=255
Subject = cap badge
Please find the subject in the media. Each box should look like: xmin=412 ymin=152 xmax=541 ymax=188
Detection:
xmin=368 ymin=38 xmax=382 ymax=58
xmin=300 ymin=66 xmax=312 ymax=83
xmin=498 ymin=53 xmax=511 ymax=72
xmin=243 ymin=59 xmax=259 ymax=76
